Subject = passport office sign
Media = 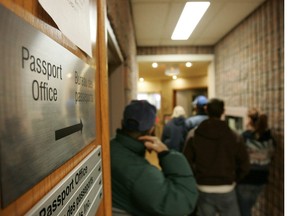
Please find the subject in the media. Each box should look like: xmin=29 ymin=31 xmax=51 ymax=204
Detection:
xmin=0 ymin=5 xmax=96 ymax=207
xmin=25 ymin=147 xmax=103 ymax=216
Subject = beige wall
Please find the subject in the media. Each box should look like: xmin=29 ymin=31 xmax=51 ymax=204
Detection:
xmin=207 ymin=61 xmax=216 ymax=98
xmin=138 ymin=76 xmax=207 ymax=112
xmin=107 ymin=0 xmax=138 ymax=103
xmin=138 ymin=76 xmax=207 ymax=136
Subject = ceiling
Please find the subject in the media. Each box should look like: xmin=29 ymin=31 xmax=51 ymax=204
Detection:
xmin=130 ymin=0 xmax=266 ymax=81
xmin=137 ymin=59 xmax=212 ymax=81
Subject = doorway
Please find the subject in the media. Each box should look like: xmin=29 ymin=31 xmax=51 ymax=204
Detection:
xmin=173 ymin=88 xmax=207 ymax=117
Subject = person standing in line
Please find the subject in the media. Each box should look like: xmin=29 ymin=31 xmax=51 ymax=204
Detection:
xmin=236 ymin=108 xmax=275 ymax=216
xmin=110 ymin=100 xmax=198 ymax=216
xmin=161 ymin=105 xmax=187 ymax=152
xmin=183 ymin=95 xmax=208 ymax=151
xmin=185 ymin=95 xmax=208 ymax=131
xmin=183 ymin=98 xmax=250 ymax=216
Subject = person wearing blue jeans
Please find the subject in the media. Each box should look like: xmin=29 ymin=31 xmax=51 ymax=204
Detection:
xmin=183 ymin=98 xmax=250 ymax=216
xmin=236 ymin=108 xmax=275 ymax=216
xmin=198 ymin=190 xmax=241 ymax=216
xmin=236 ymin=184 xmax=264 ymax=216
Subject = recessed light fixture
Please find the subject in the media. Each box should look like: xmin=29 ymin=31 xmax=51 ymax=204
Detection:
xmin=152 ymin=62 xmax=158 ymax=68
xmin=171 ymin=1 xmax=210 ymax=40
xmin=186 ymin=62 xmax=193 ymax=67
xmin=165 ymin=66 xmax=180 ymax=77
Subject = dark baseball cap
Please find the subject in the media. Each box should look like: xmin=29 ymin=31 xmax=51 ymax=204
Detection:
xmin=123 ymin=100 xmax=156 ymax=132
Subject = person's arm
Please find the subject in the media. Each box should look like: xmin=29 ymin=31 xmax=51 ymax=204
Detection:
xmin=183 ymin=136 xmax=196 ymax=172
xmin=135 ymin=136 xmax=198 ymax=215
xmin=185 ymin=118 xmax=193 ymax=131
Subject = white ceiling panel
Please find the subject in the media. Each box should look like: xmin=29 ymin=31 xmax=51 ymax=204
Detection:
xmin=132 ymin=3 xmax=170 ymax=44
xmin=130 ymin=0 xmax=266 ymax=80
xmin=132 ymin=0 xmax=266 ymax=46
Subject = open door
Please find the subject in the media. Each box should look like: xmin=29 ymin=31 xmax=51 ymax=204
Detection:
xmin=174 ymin=88 xmax=208 ymax=117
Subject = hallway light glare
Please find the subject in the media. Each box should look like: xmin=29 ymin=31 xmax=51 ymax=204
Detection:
xmin=152 ymin=62 xmax=158 ymax=68
xmin=185 ymin=62 xmax=192 ymax=67
xmin=139 ymin=77 xmax=144 ymax=82
xmin=171 ymin=2 xmax=210 ymax=40
xmin=172 ymin=75 xmax=177 ymax=80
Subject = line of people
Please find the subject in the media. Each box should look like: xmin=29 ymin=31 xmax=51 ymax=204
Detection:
xmin=110 ymin=97 xmax=275 ymax=216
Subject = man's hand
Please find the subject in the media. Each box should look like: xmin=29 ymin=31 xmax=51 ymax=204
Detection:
xmin=138 ymin=135 xmax=169 ymax=153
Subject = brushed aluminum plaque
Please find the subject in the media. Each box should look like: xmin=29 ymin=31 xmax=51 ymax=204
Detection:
xmin=0 ymin=4 xmax=96 ymax=207
xmin=86 ymin=187 xmax=103 ymax=216
xmin=25 ymin=147 xmax=102 ymax=216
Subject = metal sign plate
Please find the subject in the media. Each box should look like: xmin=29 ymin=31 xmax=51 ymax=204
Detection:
xmin=25 ymin=147 xmax=102 ymax=216
xmin=0 ymin=4 xmax=96 ymax=207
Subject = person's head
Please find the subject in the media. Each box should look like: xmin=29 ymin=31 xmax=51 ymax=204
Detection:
xmin=171 ymin=106 xmax=186 ymax=118
xmin=247 ymin=108 xmax=268 ymax=135
xmin=193 ymin=95 xmax=208 ymax=114
xmin=122 ymin=100 xmax=157 ymax=137
xmin=206 ymin=98 xmax=225 ymax=119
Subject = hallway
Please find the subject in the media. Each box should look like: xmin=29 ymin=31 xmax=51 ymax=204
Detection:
xmin=0 ymin=0 xmax=284 ymax=215
xmin=108 ymin=0 xmax=284 ymax=215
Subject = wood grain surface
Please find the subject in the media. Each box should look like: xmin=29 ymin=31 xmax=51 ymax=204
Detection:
xmin=0 ymin=0 xmax=111 ymax=215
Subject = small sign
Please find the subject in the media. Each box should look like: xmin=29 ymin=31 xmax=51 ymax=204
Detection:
xmin=0 ymin=4 xmax=96 ymax=207
xmin=25 ymin=147 xmax=103 ymax=216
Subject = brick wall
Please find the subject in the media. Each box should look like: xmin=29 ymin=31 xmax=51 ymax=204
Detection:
xmin=214 ymin=0 xmax=284 ymax=215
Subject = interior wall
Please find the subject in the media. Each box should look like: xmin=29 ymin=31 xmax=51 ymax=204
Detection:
xmin=207 ymin=61 xmax=216 ymax=98
xmin=109 ymin=65 xmax=125 ymax=138
xmin=107 ymin=0 xmax=138 ymax=104
xmin=214 ymin=0 xmax=284 ymax=215
xmin=138 ymin=76 xmax=207 ymax=112
xmin=176 ymin=91 xmax=194 ymax=117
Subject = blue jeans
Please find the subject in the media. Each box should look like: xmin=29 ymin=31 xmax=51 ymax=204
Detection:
xmin=236 ymin=184 xmax=264 ymax=216
xmin=197 ymin=190 xmax=241 ymax=216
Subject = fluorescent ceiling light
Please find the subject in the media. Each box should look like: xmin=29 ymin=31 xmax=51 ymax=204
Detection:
xmin=171 ymin=1 xmax=210 ymax=40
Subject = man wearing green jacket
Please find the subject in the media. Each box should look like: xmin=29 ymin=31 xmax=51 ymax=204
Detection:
xmin=110 ymin=100 xmax=198 ymax=216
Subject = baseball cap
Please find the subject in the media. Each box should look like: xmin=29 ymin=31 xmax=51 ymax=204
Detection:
xmin=123 ymin=100 xmax=156 ymax=132
xmin=193 ymin=95 xmax=208 ymax=106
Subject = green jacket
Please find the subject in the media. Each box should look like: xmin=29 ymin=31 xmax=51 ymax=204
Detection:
xmin=110 ymin=129 xmax=198 ymax=216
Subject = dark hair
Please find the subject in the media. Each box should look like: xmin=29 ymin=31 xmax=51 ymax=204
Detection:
xmin=206 ymin=98 xmax=224 ymax=118
xmin=196 ymin=105 xmax=207 ymax=115
xmin=247 ymin=108 xmax=268 ymax=137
